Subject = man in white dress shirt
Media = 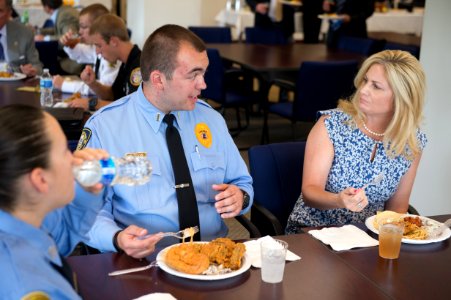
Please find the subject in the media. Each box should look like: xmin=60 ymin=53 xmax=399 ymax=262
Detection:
xmin=53 ymin=3 xmax=120 ymax=97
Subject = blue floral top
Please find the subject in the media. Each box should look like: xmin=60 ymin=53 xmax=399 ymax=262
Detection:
xmin=285 ymin=109 xmax=427 ymax=233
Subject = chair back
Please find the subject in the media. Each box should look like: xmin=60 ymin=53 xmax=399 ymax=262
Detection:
xmin=383 ymin=42 xmax=420 ymax=59
xmin=35 ymin=40 xmax=59 ymax=74
xmin=293 ymin=60 xmax=358 ymax=122
xmin=245 ymin=27 xmax=288 ymax=45
xmin=202 ymin=48 xmax=225 ymax=102
xmin=248 ymin=141 xmax=306 ymax=235
xmin=188 ymin=26 xmax=232 ymax=43
xmin=337 ymin=36 xmax=384 ymax=56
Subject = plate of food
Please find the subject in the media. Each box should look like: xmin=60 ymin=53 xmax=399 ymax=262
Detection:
xmin=365 ymin=211 xmax=451 ymax=244
xmin=318 ymin=13 xmax=344 ymax=20
xmin=0 ymin=72 xmax=26 ymax=81
xmin=156 ymin=238 xmax=251 ymax=280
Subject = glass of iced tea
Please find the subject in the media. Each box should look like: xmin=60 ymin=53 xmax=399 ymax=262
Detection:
xmin=66 ymin=34 xmax=80 ymax=48
xmin=378 ymin=222 xmax=404 ymax=259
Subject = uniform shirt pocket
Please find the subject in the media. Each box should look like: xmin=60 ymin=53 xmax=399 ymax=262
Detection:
xmin=190 ymin=152 xmax=226 ymax=202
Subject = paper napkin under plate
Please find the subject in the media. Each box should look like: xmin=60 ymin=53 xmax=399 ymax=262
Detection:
xmin=243 ymin=235 xmax=301 ymax=268
xmin=309 ymin=225 xmax=379 ymax=251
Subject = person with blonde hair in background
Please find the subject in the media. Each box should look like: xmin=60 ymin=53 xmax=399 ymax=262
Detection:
xmin=286 ymin=50 xmax=427 ymax=233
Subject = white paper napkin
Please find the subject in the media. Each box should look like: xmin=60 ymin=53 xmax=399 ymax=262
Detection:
xmin=133 ymin=293 xmax=177 ymax=300
xmin=308 ymin=225 xmax=379 ymax=251
xmin=243 ymin=235 xmax=301 ymax=268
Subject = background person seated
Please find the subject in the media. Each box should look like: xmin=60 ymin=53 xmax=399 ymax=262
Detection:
xmin=68 ymin=14 xmax=141 ymax=111
xmin=53 ymin=3 xmax=121 ymax=96
xmin=35 ymin=0 xmax=83 ymax=75
xmin=0 ymin=0 xmax=42 ymax=77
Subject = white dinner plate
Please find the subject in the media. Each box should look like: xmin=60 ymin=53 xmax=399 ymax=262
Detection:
xmin=156 ymin=242 xmax=251 ymax=280
xmin=365 ymin=215 xmax=451 ymax=244
xmin=0 ymin=72 xmax=26 ymax=81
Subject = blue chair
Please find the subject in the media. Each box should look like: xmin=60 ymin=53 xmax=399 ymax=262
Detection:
xmin=262 ymin=60 xmax=358 ymax=142
xmin=248 ymin=141 xmax=306 ymax=235
xmin=188 ymin=26 xmax=232 ymax=43
xmin=383 ymin=42 xmax=420 ymax=59
xmin=203 ymin=48 xmax=260 ymax=135
xmin=245 ymin=27 xmax=289 ymax=45
xmin=35 ymin=40 xmax=59 ymax=75
xmin=337 ymin=36 xmax=384 ymax=56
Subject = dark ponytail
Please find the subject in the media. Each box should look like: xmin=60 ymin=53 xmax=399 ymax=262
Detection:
xmin=0 ymin=105 xmax=51 ymax=211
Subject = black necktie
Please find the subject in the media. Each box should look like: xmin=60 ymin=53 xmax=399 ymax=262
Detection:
xmin=0 ymin=33 xmax=5 ymax=61
xmin=94 ymin=57 xmax=100 ymax=79
xmin=163 ymin=114 xmax=201 ymax=241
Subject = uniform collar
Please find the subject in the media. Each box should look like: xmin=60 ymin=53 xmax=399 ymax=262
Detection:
xmin=135 ymin=85 xmax=185 ymax=133
xmin=0 ymin=210 xmax=62 ymax=266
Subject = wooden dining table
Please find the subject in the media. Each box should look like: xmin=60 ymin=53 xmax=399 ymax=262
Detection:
xmin=67 ymin=215 xmax=451 ymax=300
xmin=0 ymin=77 xmax=86 ymax=140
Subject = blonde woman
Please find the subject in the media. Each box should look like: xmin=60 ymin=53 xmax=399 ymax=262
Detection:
xmin=286 ymin=50 xmax=427 ymax=232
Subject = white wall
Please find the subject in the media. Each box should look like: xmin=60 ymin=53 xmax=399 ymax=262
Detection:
xmin=410 ymin=0 xmax=451 ymax=216
xmin=127 ymin=0 xmax=227 ymax=48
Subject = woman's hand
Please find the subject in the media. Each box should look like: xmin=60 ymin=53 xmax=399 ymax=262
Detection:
xmin=73 ymin=148 xmax=109 ymax=193
xmin=338 ymin=187 xmax=368 ymax=212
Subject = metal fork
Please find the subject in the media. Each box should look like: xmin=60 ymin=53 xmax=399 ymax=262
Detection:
xmin=137 ymin=226 xmax=199 ymax=240
xmin=108 ymin=261 xmax=158 ymax=276
xmin=360 ymin=173 xmax=384 ymax=191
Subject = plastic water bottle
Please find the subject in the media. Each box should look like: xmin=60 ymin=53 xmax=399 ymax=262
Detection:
xmin=73 ymin=156 xmax=153 ymax=187
xmin=40 ymin=68 xmax=53 ymax=107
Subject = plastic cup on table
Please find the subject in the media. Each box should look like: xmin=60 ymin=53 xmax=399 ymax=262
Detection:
xmin=378 ymin=222 xmax=404 ymax=259
xmin=260 ymin=239 xmax=288 ymax=283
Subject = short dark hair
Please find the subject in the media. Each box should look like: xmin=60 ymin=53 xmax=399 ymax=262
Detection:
xmin=89 ymin=14 xmax=129 ymax=43
xmin=41 ymin=0 xmax=63 ymax=10
xmin=0 ymin=105 xmax=51 ymax=211
xmin=80 ymin=3 xmax=109 ymax=22
xmin=140 ymin=24 xmax=206 ymax=82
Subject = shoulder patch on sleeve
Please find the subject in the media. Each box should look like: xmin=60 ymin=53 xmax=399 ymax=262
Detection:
xmin=130 ymin=67 xmax=142 ymax=87
xmin=21 ymin=291 xmax=50 ymax=300
xmin=77 ymin=128 xmax=92 ymax=150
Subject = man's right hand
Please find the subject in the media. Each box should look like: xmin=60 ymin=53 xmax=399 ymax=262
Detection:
xmin=80 ymin=65 xmax=96 ymax=85
xmin=116 ymin=225 xmax=163 ymax=259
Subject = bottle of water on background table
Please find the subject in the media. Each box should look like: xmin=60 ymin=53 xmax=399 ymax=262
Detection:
xmin=40 ymin=68 xmax=53 ymax=107
xmin=73 ymin=155 xmax=153 ymax=187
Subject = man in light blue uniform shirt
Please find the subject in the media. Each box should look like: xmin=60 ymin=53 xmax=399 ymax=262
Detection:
xmin=77 ymin=24 xmax=253 ymax=258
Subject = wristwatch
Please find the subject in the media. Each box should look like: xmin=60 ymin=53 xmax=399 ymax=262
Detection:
xmin=112 ymin=230 xmax=124 ymax=253
xmin=241 ymin=189 xmax=250 ymax=210
xmin=88 ymin=97 xmax=98 ymax=111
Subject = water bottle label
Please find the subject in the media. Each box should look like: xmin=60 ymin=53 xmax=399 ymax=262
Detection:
xmin=100 ymin=158 xmax=116 ymax=185
xmin=40 ymin=79 xmax=53 ymax=89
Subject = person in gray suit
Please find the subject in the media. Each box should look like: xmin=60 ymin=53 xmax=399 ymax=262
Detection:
xmin=0 ymin=0 xmax=42 ymax=77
